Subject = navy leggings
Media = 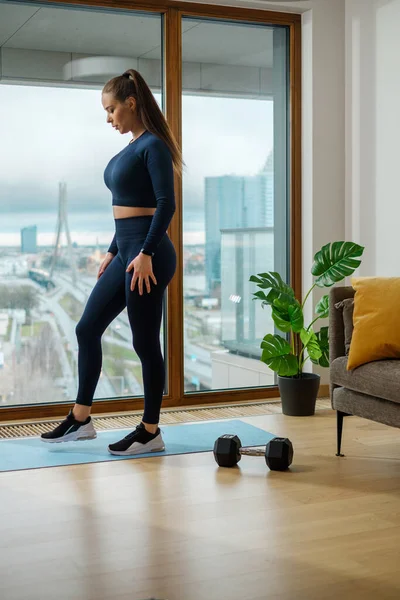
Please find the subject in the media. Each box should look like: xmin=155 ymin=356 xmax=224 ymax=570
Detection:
xmin=75 ymin=216 xmax=176 ymax=424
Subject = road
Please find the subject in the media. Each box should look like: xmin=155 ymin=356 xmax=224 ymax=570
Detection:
xmin=41 ymin=312 xmax=76 ymax=398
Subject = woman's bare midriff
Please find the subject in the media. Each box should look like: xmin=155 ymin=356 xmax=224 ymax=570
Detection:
xmin=113 ymin=206 xmax=156 ymax=219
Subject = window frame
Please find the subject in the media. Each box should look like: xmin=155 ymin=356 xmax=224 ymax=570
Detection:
xmin=0 ymin=0 xmax=301 ymax=421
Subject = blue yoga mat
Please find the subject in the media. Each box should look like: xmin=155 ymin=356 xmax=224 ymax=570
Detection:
xmin=0 ymin=419 xmax=275 ymax=473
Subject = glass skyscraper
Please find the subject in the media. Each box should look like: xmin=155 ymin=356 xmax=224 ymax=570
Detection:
xmin=205 ymin=151 xmax=273 ymax=294
xmin=21 ymin=225 xmax=38 ymax=254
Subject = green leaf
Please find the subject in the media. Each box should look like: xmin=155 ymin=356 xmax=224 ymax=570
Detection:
xmin=300 ymin=328 xmax=322 ymax=361
xmin=300 ymin=328 xmax=312 ymax=347
xmin=271 ymin=306 xmax=292 ymax=333
xmin=315 ymin=295 xmax=329 ymax=319
xmin=252 ymin=290 xmax=269 ymax=302
xmin=261 ymin=333 xmax=292 ymax=355
xmin=272 ymin=301 xmax=304 ymax=333
xmin=307 ymin=336 xmax=323 ymax=361
xmin=310 ymin=327 xmax=329 ymax=367
xmin=311 ymin=242 xmax=365 ymax=288
xmin=250 ymin=271 xmax=296 ymax=307
xmin=288 ymin=304 xmax=304 ymax=333
xmin=260 ymin=334 xmax=299 ymax=376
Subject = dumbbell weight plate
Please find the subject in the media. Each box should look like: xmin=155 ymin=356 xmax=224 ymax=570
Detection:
xmin=264 ymin=437 xmax=293 ymax=471
xmin=213 ymin=434 xmax=242 ymax=467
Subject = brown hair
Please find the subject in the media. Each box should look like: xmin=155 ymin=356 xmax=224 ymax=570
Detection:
xmin=103 ymin=69 xmax=183 ymax=173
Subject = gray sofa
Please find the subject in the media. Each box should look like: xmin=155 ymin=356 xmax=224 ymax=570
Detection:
xmin=329 ymin=286 xmax=400 ymax=455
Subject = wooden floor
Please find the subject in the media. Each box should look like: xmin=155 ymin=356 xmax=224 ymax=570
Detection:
xmin=1 ymin=409 xmax=400 ymax=600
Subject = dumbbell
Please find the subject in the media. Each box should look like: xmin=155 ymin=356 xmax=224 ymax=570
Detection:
xmin=213 ymin=434 xmax=293 ymax=471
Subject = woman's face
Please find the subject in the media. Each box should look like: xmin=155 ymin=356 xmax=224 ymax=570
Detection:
xmin=102 ymin=92 xmax=136 ymax=134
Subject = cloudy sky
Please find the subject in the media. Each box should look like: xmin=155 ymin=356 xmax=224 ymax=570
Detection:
xmin=0 ymin=83 xmax=273 ymax=214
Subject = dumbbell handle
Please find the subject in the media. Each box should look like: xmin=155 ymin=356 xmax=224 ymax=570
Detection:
xmin=239 ymin=447 xmax=266 ymax=457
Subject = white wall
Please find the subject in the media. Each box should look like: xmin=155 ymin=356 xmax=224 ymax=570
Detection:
xmin=302 ymin=0 xmax=400 ymax=381
xmin=346 ymin=0 xmax=400 ymax=276
xmin=302 ymin=0 xmax=346 ymax=381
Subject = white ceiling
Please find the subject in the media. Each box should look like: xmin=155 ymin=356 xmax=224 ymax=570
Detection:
xmin=190 ymin=0 xmax=312 ymax=12
xmin=0 ymin=4 xmax=163 ymax=58
xmin=182 ymin=20 xmax=274 ymax=67
xmin=0 ymin=1 xmax=280 ymax=68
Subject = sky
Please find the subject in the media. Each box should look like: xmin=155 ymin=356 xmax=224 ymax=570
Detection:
xmin=0 ymin=84 xmax=274 ymax=214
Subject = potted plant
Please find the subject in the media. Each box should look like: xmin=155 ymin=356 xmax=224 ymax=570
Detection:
xmin=250 ymin=241 xmax=364 ymax=416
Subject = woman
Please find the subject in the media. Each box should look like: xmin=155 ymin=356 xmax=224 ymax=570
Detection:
xmin=41 ymin=69 xmax=181 ymax=456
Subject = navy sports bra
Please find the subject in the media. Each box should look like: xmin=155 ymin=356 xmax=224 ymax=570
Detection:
xmin=104 ymin=130 xmax=175 ymax=256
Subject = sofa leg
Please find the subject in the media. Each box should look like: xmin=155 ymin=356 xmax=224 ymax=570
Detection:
xmin=336 ymin=411 xmax=347 ymax=457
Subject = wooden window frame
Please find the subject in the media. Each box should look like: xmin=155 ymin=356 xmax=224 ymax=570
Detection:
xmin=0 ymin=0 xmax=301 ymax=421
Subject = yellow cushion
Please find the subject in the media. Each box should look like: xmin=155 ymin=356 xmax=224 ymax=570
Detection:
xmin=347 ymin=277 xmax=400 ymax=370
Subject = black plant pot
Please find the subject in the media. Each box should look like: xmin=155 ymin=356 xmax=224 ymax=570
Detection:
xmin=277 ymin=373 xmax=320 ymax=416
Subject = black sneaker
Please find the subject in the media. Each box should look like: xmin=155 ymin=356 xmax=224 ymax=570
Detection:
xmin=108 ymin=423 xmax=165 ymax=456
xmin=40 ymin=409 xmax=97 ymax=444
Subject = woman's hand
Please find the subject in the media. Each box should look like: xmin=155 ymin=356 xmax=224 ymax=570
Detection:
xmin=97 ymin=252 xmax=115 ymax=280
xmin=127 ymin=252 xmax=157 ymax=295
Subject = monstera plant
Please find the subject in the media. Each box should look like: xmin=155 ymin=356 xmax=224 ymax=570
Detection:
xmin=250 ymin=241 xmax=364 ymax=416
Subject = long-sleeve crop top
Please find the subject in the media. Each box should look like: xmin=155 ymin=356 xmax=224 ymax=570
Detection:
xmin=104 ymin=130 xmax=175 ymax=256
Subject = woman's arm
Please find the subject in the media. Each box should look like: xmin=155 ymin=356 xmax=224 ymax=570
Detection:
xmin=140 ymin=137 xmax=176 ymax=256
xmin=108 ymin=233 xmax=118 ymax=256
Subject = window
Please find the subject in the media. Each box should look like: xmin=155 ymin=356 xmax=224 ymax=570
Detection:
xmin=0 ymin=1 xmax=163 ymax=407
xmin=182 ymin=19 xmax=289 ymax=392
xmin=0 ymin=0 xmax=300 ymax=418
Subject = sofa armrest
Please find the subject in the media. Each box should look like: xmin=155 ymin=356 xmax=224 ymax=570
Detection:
xmin=329 ymin=286 xmax=355 ymax=364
